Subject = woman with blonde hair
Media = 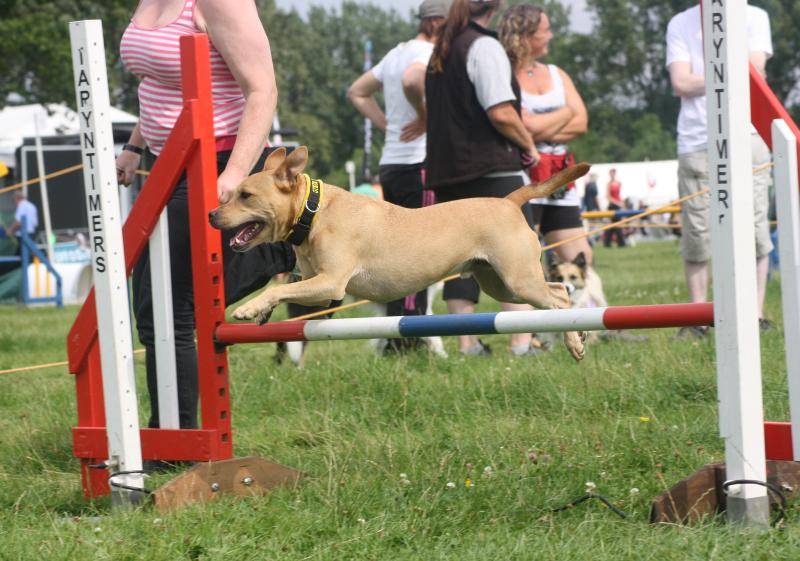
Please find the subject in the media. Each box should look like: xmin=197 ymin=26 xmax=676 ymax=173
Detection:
xmin=499 ymin=4 xmax=593 ymax=264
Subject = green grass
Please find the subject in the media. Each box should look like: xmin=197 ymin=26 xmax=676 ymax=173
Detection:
xmin=1 ymin=240 xmax=799 ymax=560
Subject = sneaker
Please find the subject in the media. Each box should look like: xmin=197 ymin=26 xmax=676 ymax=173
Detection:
xmin=676 ymin=326 xmax=709 ymax=339
xmin=143 ymin=459 xmax=196 ymax=474
xmin=383 ymin=337 xmax=426 ymax=355
xmin=759 ymin=318 xmax=775 ymax=332
xmin=461 ymin=339 xmax=492 ymax=356
xmin=510 ymin=343 xmax=545 ymax=357
xmin=530 ymin=335 xmax=551 ymax=352
xmin=601 ymin=330 xmax=649 ymax=343
xmin=142 ymin=459 xmax=178 ymax=474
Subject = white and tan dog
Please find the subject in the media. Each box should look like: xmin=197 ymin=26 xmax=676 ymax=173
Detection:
xmin=209 ymin=147 xmax=590 ymax=361
xmin=547 ymin=252 xmax=608 ymax=310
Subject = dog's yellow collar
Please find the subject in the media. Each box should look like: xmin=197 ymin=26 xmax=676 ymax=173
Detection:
xmin=284 ymin=174 xmax=323 ymax=246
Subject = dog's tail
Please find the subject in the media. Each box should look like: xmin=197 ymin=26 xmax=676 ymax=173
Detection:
xmin=505 ymin=162 xmax=591 ymax=207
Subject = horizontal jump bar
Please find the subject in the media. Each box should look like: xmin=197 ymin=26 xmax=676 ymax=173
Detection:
xmin=215 ymin=303 xmax=714 ymax=345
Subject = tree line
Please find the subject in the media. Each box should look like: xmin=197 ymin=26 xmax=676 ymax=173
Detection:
xmin=1 ymin=0 xmax=798 ymax=186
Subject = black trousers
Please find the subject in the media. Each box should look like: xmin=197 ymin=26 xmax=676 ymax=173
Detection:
xmin=132 ymin=148 xmax=296 ymax=429
xmin=603 ymin=203 xmax=626 ymax=247
xmin=434 ymin=174 xmax=528 ymax=304
xmin=379 ymin=163 xmax=431 ymax=320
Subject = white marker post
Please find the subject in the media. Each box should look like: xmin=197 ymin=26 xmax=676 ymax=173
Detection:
xmin=772 ymin=120 xmax=800 ymax=461
xmin=70 ymin=20 xmax=144 ymax=507
xmin=33 ymin=114 xmax=55 ymax=264
xmin=702 ymin=0 xmax=768 ymax=526
xmin=150 ymin=212 xmax=180 ymax=430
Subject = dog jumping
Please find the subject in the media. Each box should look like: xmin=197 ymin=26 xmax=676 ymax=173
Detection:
xmin=209 ymin=146 xmax=591 ymax=361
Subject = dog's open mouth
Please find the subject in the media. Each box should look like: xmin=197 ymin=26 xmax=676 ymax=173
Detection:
xmin=230 ymin=221 xmax=265 ymax=251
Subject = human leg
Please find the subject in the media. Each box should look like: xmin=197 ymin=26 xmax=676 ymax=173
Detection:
xmin=684 ymin=259 xmax=709 ymax=303
xmin=443 ymin=279 xmax=481 ymax=352
xmin=380 ymin=163 xmax=430 ymax=352
xmin=132 ymin=188 xmax=199 ymax=429
xmin=677 ymin=150 xmax=711 ymax=297
xmin=538 ymin=205 xmax=593 ymax=264
xmin=675 ymin=150 xmax=712 ymax=338
xmin=751 ymin=134 xmax=774 ymax=321
xmin=756 ymin=256 xmax=769 ymax=319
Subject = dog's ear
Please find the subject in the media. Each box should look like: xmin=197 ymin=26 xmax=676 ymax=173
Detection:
xmin=573 ymin=252 xmax=587 ymax=270
xmin=272 ymin=146 xmax=309 ymax=192
xmin=283 ymin=146 xmax=308 ymax=179
xmin=263 ymin=147 xmax=287 ymax=173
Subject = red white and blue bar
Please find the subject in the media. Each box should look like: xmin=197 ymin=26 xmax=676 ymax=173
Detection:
xmin=215 ymin=302 xmax=713 ymax=345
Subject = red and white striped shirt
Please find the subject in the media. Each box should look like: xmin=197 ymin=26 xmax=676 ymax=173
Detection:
xmin=120 ymin=0 xmax=245 ymax=155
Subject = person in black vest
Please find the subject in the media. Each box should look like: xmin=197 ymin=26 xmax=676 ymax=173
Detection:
xmin=426 ymin=0 xmax=540 ymax=357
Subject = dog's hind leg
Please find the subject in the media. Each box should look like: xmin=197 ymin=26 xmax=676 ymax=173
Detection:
xmin=480 ymin=244 xmax=586 ymax=361
xmin=471 ymin=262 xmax=519 ymax=303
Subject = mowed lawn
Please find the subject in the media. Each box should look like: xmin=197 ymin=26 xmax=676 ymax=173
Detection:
xmin=1 ymin=240 xmax=798 ymax=560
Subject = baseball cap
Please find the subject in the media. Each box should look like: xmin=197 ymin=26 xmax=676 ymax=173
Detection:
xmin=419 ymin=0 xmax=452 ymax=19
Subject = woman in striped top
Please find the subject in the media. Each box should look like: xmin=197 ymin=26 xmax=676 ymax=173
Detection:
xmin=116 ymin=0 xmax=295 ymax=439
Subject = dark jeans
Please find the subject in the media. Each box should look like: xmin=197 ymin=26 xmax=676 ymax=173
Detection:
xmin=132 ymin=148 xmax=296 ymax=429
xmin=379 ymin=163 xmax=432 ymax=351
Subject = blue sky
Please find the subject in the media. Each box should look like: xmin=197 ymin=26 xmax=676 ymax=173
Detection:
xmin=274 ymin=0 xmax=593 ymax=33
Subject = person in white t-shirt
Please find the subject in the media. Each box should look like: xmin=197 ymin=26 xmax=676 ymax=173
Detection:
xmin=666 ymin=3 xmax=775 ymax=337
xmin=347 ymin=0 xmax=450 ymax=353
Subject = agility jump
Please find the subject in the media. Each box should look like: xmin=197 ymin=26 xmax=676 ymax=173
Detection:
xmin=67 ymin=0 xmax=800 ymax=526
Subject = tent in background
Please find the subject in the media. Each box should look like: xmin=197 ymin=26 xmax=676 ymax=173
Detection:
xmin=0 ymin=103 xmax=137 ymax=168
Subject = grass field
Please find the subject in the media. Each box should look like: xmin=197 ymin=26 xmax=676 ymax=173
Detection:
xmin=1 ymin=240 xmax=798 ymax=560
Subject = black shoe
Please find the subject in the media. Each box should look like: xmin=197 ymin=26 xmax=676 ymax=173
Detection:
xmin=143 ymin=460 xmax=195 ymax=474
xmin=274 ymin=341 xmax=287 ymax=364
xmin=676 ymin=326 xmax=709 ymax=339
xmin=142 ymin=460 xmax=174 ymax=474
xmin=601 ymin=330 xmax=649 ymax=343
xmin=759 ymin=318 xmax=775 ymax=332
xmin=383 ymin=337 xmax=425 ymax=355
xmin=460 ymin=339 xmax=492 ymax=356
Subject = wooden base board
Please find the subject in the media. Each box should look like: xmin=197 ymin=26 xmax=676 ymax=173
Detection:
xmin=650 ymin=460 xmax=800 ymax=524
xmin=152 ymin=456 xmax=302 ymax=512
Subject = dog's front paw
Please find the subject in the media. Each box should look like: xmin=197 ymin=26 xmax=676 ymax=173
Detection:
xmin=233 ymin=300 xmax=275 ymax=325
xmin=254 ymin=308 xmax=274 ymax=326
xmin=564 ymin=331 xmax=586 ymax=362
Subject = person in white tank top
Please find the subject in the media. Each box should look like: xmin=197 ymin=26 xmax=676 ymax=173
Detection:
xmin=499 ymin=5 xmax=595 ymax=265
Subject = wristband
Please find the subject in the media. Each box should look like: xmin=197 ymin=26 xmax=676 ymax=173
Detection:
xmin=123 ymin=143 xmax=144 ymax=155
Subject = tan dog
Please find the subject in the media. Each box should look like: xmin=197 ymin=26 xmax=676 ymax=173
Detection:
xmin=209 ymin=147 xmax=590 ymax=361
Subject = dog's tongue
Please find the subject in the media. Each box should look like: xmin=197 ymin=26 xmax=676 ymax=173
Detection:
xmin=231 ymin=222 xmax=263 ymax=249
